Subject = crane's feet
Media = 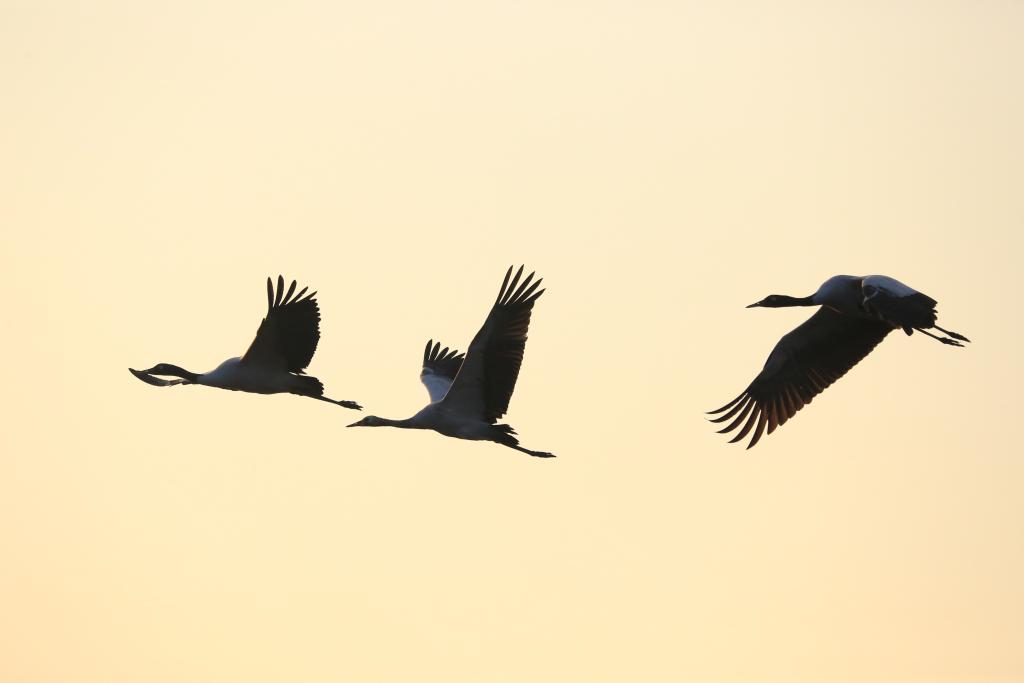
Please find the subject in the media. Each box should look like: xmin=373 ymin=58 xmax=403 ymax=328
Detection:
xmin=917 ymin=328 xmax=966 ymax=347
xmin=935 ymin=326 xmax=970 ymax=343
xmin=530 ymin=451 xmax=556 ymax=458
xmin=337 ymin=400 xmax=363 ymax=410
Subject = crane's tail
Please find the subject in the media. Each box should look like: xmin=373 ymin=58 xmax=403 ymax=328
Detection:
xmin=491 ymin=423 xmax=519 ymax=443
xmin=291 ymin=374 xmax=326 ymax=396
xmin=292 ymin=375 xmax=363 ymax=409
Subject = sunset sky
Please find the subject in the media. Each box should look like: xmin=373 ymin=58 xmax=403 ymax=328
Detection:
xmin=2 ymin=1 xmax=1022 ymax=681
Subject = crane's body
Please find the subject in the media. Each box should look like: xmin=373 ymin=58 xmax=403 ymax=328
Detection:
xmin=192 ymin=357 xmax=319 ymax=395
xmin=363 ymin=402 xmax=507 ymax=441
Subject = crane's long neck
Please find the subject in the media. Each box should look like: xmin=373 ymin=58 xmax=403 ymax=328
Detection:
xmin=377 ymin=417 xmax=421 ymax=429
xmin=162 ymin=364 xmax=201 ymax=383
xmin=780 ymin=295 xmax=817 ymax=306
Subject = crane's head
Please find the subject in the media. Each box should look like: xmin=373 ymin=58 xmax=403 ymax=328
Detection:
xmin=139 ymin=363 xmax=178 ymax=376
xmin=129 ymin=363 xmax=198 ymax=386
xmin=347 ymin=415 xmax=387 ymax=428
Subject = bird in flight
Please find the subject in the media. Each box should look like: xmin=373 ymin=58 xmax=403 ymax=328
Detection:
xmin=347 ymin=265 xmax=553 ymax=458
xmin=709 ymin=274 xmax=969 ymax=448
xmin=130 ymin=276 xmax=362 ymax=410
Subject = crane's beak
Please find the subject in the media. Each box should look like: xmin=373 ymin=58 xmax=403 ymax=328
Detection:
xmin=346 ymin=421 xmax=361 ymax=428
xmin=746 ymin=301 xmax=763 ymax=308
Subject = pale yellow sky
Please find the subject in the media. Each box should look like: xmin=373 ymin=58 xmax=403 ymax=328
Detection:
xmin=2 ymin=1 xmax=1023 ymax=681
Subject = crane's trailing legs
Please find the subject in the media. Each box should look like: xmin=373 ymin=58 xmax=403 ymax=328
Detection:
xmin=915 ymin=327 xmax=970 ymax=347
xmin=508 ymin=445 xmax=556 ymax=458
xmin=309 ymin=394 xmax=363 ymax=410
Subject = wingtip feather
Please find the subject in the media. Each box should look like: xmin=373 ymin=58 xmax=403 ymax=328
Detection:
xmin=502 ymin=266 xmax=525 ymax=305
xmin=273 ymin=275 xmax=285 ymax=307
xmin=496 ymin=266 xmax=514 ymax=304
xmin=282 ymin=279 xmax=298 ymax=305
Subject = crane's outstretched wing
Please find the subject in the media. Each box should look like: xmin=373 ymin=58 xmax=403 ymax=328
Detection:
xmin=709 ymin=308 xmax=893 ymax=448
xmin=420 ymin=339 xmax=465 ymax=403
xmin=441 ymin=266 xmax=545 ymax=422
xmin=241 ymin=276 xmax=320 ymax=373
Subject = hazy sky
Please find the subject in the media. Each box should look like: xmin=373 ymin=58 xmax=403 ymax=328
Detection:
xmin=2 ymin=1 xmax=1022 ymax=681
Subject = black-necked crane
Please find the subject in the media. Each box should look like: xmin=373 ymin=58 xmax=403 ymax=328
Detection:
xmin=709 ymin=274 xmax=969 ymax=448
xmin=347 ymin=265 xmax=553 ymax=458
xmin=129 ymin=276 xmax=362 ymax=410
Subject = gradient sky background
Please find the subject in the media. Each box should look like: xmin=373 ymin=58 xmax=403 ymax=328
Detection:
xmin=2 ymin=1 xmax=1023 ymax=681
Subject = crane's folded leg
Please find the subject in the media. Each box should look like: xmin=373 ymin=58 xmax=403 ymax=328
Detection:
xmin=506 ymin=444 xmax=556 ymax=458
xmin=309 ymin=394 xmax=363 ymax=410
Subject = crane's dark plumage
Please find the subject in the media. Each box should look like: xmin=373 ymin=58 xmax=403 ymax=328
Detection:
xmin=863 ymin=285 xmax=936 ymax=333
xmin=422 ymin=340 xmax=465 ymax=383
xmin=709 ymin=309 xmax=893 ymax=448
xmin=242 ymin=275 xmax=320 ymax=373
xmin=442 ymin=265 xmax=545 ymax=422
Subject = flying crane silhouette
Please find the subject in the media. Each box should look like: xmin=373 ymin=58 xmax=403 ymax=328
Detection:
xmin=709 ymin=274 xmax=969 ymax=448
xmin=347 ymin=266 xmax=553 ymax=458
xmin=130 ymin=276 xmax=362 ymax=410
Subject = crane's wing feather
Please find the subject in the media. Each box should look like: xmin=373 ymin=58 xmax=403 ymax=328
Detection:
xmin=441 ymin=266 xmax=545 ymax=422
xmin=241 ymin=275 xmax=320 ymax=373
xmin=420 ymin=339 xmax=465 ymax=403
xmin=861 ymin=275 xmax=937 ymax=330
xmin=709 ymin=308 xmax=893 ymax=448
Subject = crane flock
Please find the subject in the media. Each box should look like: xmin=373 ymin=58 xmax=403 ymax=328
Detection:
xmin=131 ymin=268 xmax=970 ymax=456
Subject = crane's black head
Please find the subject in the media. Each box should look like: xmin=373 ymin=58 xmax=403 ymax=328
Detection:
xmin=129 ymin=363 xmax=198 ymax=385
xmin=347 ymin=415 xmax=386 ymax=428
xmin=747 ymin=294 xmax=815 ymax=308
xmin=139 ymin=363 xmax=181 ymax=376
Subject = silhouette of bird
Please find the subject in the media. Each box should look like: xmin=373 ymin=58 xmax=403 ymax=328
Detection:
xmin=347 ymin=266 xmax=553 ymax=458
xmin=130 ymin=276 xmax=362 ymax=410
xmin=709 ymin=275 xmax=969 ymax=448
